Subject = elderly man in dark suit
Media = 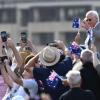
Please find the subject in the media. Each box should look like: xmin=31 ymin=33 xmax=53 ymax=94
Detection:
xmin=81 ymin=10 xmax=100 ymax=59
xmin=59 ymin=70 xmax=96 ymax=100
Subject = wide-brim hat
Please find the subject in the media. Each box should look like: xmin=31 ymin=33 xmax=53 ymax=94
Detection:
xmin=19 ymin=51 xmax=31 ymax=64
xmin=39 ymin=46 xmax=61 ymax=66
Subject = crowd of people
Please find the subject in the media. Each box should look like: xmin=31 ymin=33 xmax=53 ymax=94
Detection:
xmin=0 ymin=10 xmax=100 ymax=100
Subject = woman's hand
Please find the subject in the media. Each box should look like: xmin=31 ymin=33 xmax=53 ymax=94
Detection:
xmin=7 ymin=38 xmax=15 ymax=49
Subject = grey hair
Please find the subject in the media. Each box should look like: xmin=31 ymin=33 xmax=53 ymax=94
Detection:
xmin=66 ymin=70 xmax=81 ymax=86
xmin=86 ymin=10 xmax=99 ymax=23
xmin=81 ymin=49 xmax=93 ymax=63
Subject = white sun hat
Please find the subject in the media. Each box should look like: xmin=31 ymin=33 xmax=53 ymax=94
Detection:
xmin=39 ymin=46 xmax=61 ymax=66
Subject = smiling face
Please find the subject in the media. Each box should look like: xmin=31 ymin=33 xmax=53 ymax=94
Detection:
xmin=85 ymin=13 xmax=97 ymax=28
xmin=82 ymin=11 xmax=99 ymax=30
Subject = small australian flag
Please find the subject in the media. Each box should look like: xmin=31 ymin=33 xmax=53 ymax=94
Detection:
xmin=72 ymin=18 xmax=80 ymax=28
xmin=46 ymin=71 xmax=59 ymax=89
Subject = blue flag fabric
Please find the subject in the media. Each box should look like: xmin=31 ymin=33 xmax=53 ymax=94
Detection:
xmin=46 ymin=71 xmax=60 ymax=89
xmin=72 ymin=18 xmax=80 ymax=28
xmin=69 ymin=41 xmax=81 ymax=57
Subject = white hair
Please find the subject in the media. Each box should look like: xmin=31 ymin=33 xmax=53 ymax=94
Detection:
xmin=86 ymin=10 xmax=99 ymax=23
xmin=81 ymin=49 xmax=93 ymax=63
xmin=66 ymin=70 xmax=81 ymax=86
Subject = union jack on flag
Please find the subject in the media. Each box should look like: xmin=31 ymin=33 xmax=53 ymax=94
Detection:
xmin=48 ymin=71 xmax=57 ymax=81
xmin=46 ymin=71 xmax=59 ymax=89
xmin=69 ymin=41 xmax=81 ymax=56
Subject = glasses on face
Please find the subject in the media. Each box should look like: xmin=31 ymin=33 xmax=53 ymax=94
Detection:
xmin=86 ymin=18 xmax=92 ymax=22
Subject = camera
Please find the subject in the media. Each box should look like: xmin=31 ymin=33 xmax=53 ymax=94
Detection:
xmin=21 ymin=32 xmax=27 ymax=43
xmin=16 ymin=43 xmax=20 ymax=46
xmin=48 ymin=42 xmax=58 ymax=47
xmin=72 ymin=17 xmax=80 ymax=28
xmin=0 ymin=56 xmax=8 ymax=64
xmin=25 ymin=46 xmax=32 ymax=51
xmin=1 ymin=31 xmax=8 ymax=42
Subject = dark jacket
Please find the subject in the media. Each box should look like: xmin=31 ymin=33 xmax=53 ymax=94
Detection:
xmin=80 ymin=62 xmax=100 ymax=100
xmin=59 ymin=87 xmax=96 ymax=100
xmin=33 ymin=57 xmax=73 ymax=100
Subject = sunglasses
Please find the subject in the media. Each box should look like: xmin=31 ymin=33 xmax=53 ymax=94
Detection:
xmin=86 ymin=18 xmax=92 ymax=22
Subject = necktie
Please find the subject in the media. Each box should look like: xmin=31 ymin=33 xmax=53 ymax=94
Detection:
xmin=85 ymin=28 xmax=93 ymax=48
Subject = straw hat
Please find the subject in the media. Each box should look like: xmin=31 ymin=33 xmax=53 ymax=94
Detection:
xmin=25 ymin=54 xmax=34 ymax=64
xmin=19 ymin=51 xmax=31 ymax=64
xmin=39 ymin=46 xmax=61 ymax=66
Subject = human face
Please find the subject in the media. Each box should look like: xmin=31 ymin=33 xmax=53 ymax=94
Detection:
xmin=85 ymin=14 xmax=97 ymax=27
xmin=22 ymin=68 xmax=33 ymax=79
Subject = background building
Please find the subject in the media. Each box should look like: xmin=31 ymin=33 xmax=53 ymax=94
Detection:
xmin=0 ymin=0 xmax=100 ymax=50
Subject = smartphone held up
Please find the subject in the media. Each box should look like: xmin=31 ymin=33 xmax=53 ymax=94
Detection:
xmin=1 ymin=31 xmax=8 ymax=42
xmin=20 ymin=32 xmax=27 ymax=43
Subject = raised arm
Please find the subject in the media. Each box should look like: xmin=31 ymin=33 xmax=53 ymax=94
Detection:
xmin=91 ymin=44 xmax=100 ymax=67
xmin=74 ymin=31 xmax=81 ymax=45
xmin=5 ymin=60 xmax=23 ymax=86
xmin=7 ymin=38 xmax=23 ymax=67
xmin=91 ymin=44 xmax=100 ymax=75
xmin=24 ymin=52 xmax=40 ymax=70
xmin=49 ymin=40 xmax=70 ymax=56
xmin=26 ymin=40 xmax=37 ymax=55
xmin=0 ymin=64 xmax=13 ymax=88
